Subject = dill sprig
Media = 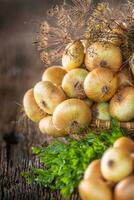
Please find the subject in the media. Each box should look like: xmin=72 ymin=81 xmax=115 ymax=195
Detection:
xmin=36 ymin=0 xmax=134 ymax=65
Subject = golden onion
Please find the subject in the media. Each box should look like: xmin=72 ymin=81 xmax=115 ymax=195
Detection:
xmin=34 ymin=81 xmax=66 ymax=114
xmin=53 ymin=99 xmax=92 ymax=134
xmin=84 ymin=68 xmax=117 ymax=102
xmin=79 ymin=178 xmax=113 ymax=200
xmin=101 ymin=147 xmax=133 ymax=183
xmin=42 ymin=66 xmax=66 ymax=86
xmin=85 ymin=42 xmax=122 ymax=72
xmin=114 ymin=176 xmax=134 ymax=200
xmin=109 ymin=86 xmax=134 ymax=121
xmin=23 ymin=89 xmax=46 ymax=122
xmin=62 ymin=40 xmax=84 ymax=71
xmin=92 ymin=102 xmax=111 ymax=121
xmin=39 ymin=116 xmax=67 ymax=137
xmin=62 ymin=68 xmax=88 ymax=99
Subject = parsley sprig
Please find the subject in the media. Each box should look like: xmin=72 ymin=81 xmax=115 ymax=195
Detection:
xmin=23 ymin=120 xmax=124 ymax=199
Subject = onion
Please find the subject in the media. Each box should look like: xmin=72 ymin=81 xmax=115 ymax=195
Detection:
xmin=114 ymin=137 xmax=134 ymax=153
xmin=84 ymin=160 xmax=102 ymax=180
xmin=84 ymin=68 xmax=117 ymax=102
xmin=42 ymin=66 xmax=66 ymax=86
xmin=39 ymin=116 xmax=67 ymax=137
xmin=92 ymin=102 xmax=111 ymax=121
xmin=23 ymin=89 xmax=46 ymax=122
xmin=117 ymin=69 xmax=133 ymax=89
xmin=101 ymin=147 xmax=133 ymax=183
xmin=62 ymin=40 xmax=84 ymax=71
xmin=114 ymin=176 xmax=134 ymax=200
xmin=79 ymin=178 xmax=113 ymax=200
xmin=53 ymin=99 xmax=92 ymax=134
xmin=109 ymin=86 xmax=134 ymax=121
xmin=85 ymin=42 xmax=122 ymax=72
xmin=34 ymin=81 xmax=66 ymax=114
xmin=62 ymin=68 xmax=88 ymax=99
xmin=129 ymin=53 xmax=134 ymax=76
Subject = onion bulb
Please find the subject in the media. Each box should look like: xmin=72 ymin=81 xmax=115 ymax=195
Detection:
xmin=84 ymin=68 xmax=117 ymax=102
xmin=42 ymin=66 xmax=66 ymax=86
xmin=62 ymin=68 xmax=88 ymax=99
xmin=53 ymin=99 xmax=92 ymax=134
xmin=92 ymin=102 xmax=111 ymax=121
xmin=34 ymin=81 xmax=66 ymax=114
xmin=130 ymin=53 xmax=134 ymax=76
xmin=85 ymin=42 xmax=122 ymax=72
xmin=84 ymin=160 xmax=102 ymax=180
xmin=39 ymin=116 xmax=67 ymax=137
xmin=114 ymin=175 xmax=134 ymax=200
xmin=79 ymin=178 xmax=113 ymax=200
xmin=114 ymin=137 xmax=134 ymax=153
xmin=109 ymin=86 xmax=134 ymax=121
xmin=62 ymin=40 xmax=84 ymax=71
xmin=101 ymin=147 xmax=133 ymax=183
xmin=23 ymin=89 xmax=46 ymax=122
xmin=117 ymin=69 xmax=133 ymax=89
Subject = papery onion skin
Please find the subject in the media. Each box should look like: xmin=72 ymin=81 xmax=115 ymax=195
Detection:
xmin=53 ymin=99 xmax=92 ymax=134
xmin=84 ymin=68 xmax=117 ymax=102
xmin=92 ymin=102 xmax=111 ymax=121
xmin=62 ymin=40 xmax=84 ymax=71
xmin=117 ymin=69 xmax=133 ymax=89
xmin=23 ymin=89 xmax=46 ymax=122
xmin=34 ymin=81 xmax=66 ymax=114
xmin=39 ymin=116 xmax=67 ymax=137
xmin=109 ymin=87 xmax=134 ymax=122
xmin=62 ymin=68 xmax=88 ymax=99
xmin=42 ymin=66 xmax=67 ymax=86
xmin=79 ymin=178 xmax=113 ymax=200
xmin=85 ymin=42 xmax=122 ymax=72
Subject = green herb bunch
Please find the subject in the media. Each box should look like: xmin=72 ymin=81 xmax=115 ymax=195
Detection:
xmin=23 ymin=120 xmax=123 ymax=199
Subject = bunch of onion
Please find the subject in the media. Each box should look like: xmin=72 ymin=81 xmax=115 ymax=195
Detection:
xmin=23 ymin=39 xmax=134 ymax=139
